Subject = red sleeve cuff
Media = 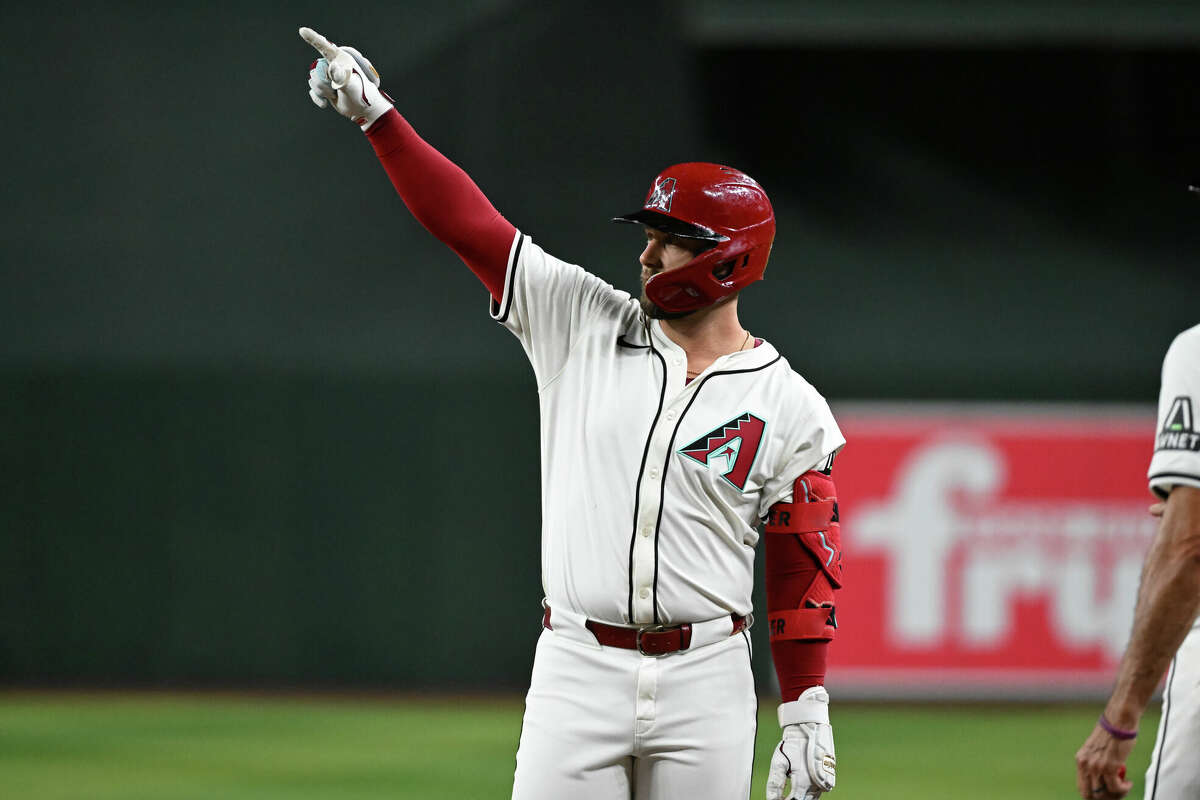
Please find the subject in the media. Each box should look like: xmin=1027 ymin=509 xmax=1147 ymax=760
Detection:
xmin=772 ymin=639 xmax=829 ymax=703
xmin=365 ymin=108 xmax=412 ymax=157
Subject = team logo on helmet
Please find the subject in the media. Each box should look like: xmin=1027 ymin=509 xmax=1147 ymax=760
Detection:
xmin=645 ymin=177 xmax=677 ymax=213
xmin=679 ymin=412 xmax=766 ymax=492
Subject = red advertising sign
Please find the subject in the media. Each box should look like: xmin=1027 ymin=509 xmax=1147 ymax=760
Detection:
xmin=826 ymin=405 xmax=1158 ymax=698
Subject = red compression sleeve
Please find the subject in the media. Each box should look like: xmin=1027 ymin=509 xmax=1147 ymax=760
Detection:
xmin=764 ymin=471 xmax=842 ymax=702
xmin=767 ymin=560 xmax=831 ymax=701
xmin=366 ymin=109 xmax=516 ymax=301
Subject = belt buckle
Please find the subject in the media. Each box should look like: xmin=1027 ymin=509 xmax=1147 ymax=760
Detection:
xmin=636 ymin=624 xmax=674 ymax=657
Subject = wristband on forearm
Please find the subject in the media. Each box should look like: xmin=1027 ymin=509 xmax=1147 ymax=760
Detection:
xmin=1098 ymin=714 xmax=1137 ymax=740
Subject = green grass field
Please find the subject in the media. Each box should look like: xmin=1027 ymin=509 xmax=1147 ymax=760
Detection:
xmin=0 ymin=693 xmax=1161 ymax=799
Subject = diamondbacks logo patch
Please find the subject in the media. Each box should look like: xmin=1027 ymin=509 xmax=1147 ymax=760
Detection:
xmin=679 ymin=412 xmax=766 ymax=491
xmin=1158 ymin=396 xmax=1200 ymax=452
xmin=646 ymin=177 xmax=677 ymax=212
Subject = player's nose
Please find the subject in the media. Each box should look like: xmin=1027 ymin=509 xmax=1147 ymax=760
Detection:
xmin=639 ymin=240 xmax=660 ymax=270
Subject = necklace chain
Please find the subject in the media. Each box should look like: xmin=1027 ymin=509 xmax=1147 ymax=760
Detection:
xmin=686 ymin=331 xmax=751 ymax=376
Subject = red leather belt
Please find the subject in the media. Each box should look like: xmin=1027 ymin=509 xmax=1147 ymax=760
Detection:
xmin=542 ymin=606 xmax=748 ymax=656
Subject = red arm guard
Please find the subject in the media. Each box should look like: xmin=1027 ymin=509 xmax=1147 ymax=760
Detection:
xmin=764 ymin=469 xmax=842 ymax=702
xmin=365 ymin=109 xmax=517 ymax=302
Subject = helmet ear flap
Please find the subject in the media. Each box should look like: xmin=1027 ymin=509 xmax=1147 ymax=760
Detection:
xmin=712 ymin=260 xmax=735 ymax=280
xmin=711 ymin=252 xmax=752 ymax=281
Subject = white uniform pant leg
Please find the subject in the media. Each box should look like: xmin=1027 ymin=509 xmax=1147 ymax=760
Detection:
xmin=512 ymin=629 xmax=636 ymax=800
xmin=1144 ymin=626 xmax=1200 ymax=800
xmin=634 ymin=631 xmax=757 ymax=800
xmin=512 ymin=626 xmax=758 ymax=800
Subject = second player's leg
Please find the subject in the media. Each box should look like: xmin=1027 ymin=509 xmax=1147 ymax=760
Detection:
xmin=1142 ymin=627 xmax=1200 ymax=799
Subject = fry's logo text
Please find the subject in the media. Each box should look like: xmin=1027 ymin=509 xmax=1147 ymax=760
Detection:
xmin=854 ymin=439 xmax=1155 ymax=657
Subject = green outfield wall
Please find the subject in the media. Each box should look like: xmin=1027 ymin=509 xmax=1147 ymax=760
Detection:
xmin=0 ymin=368 xmax=546 ymax=687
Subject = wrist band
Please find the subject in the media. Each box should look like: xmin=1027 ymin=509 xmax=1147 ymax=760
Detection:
xmin=1098 ymin=714 xmax=1138 ymax=740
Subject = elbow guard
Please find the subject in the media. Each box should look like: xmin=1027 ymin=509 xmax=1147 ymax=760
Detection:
xmin=764 ymin=470 xmax=842 ymax=643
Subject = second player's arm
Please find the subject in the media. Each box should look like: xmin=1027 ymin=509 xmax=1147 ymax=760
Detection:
xmin=1074 ymin=485 xmax=1200 ymax=798
xmin=1106 ymin=485 xmax=1200 ymax=728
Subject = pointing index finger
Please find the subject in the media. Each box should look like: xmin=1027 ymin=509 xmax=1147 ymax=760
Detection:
xmin=299 ymin=27 xmax=340 ymax=60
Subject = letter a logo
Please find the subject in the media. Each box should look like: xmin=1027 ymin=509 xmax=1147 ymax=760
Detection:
xmin=1158 ymin=396 xmax=1200 ymax=452
xmin=679 ymin=412 xmax=767 ymax=491
xmin=1164 ymin=396 xmax=1194 ymax=433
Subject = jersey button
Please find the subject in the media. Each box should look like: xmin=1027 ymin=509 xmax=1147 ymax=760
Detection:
xmin=674 ymin=357 xmax=683 ymax=367
xmin=641 ymin=526 xmax=652 ymax=538
xmin=665 ymin=410 xmax=677 ymax=421
xmin=639 ymin=587 xmax=650 ymax=599
xmin=649 ymin=467 xmax=660 ymax=480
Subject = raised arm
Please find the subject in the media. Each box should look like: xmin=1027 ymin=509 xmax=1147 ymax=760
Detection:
xmin=300 ymin=27 xmax=516 ymax=301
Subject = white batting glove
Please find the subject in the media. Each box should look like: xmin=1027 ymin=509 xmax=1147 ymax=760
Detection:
xmin=299 ymin=27 xmax=394 ymax=131
xmin=765 ymin=686 xmax=837 ymax=800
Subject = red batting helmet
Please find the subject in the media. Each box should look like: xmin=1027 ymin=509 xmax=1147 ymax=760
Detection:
xmin=613 ymin=162 xmax=775 ymax=314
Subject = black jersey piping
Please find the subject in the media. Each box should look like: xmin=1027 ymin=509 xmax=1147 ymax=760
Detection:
xmin=1148 ymin=472 xmax=1200 ymax=499
xmin=617 ymin=334 xmax=650 ymax=349
xmin=743 ymin=629 xmax=758 ymax=800
xmin=1149 ymin=655 xmax=1177 ymax=800
xmin=627 ymin=333 xmax=668 ymax=623
xmin=650 ymin=355 xmax=782 ymax=623
xmin=1148 ymin=471 xmax=1200 ymax=484
xmin=491 ymin=234 xmax=523 ymax=323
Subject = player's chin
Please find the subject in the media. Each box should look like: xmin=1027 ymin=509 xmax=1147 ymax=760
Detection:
xmin=639 ymin=292 xmax=665 ymax=318
xmin=640 ymin=293 xmax=694 ymax=320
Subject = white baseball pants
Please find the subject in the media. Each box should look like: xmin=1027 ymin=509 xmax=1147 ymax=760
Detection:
xmin=511 ymin=607 xmax=757 ymax=800
xmin=1144 ymin=623 xmax=1200 ymax=799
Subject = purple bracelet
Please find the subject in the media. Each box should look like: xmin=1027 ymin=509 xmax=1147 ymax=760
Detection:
xmin=1098 ymin=714 xmax=1138 ymax=740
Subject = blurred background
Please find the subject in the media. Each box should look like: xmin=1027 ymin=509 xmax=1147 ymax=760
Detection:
xmin=2 ymin=1 xmax=1198 ymax=797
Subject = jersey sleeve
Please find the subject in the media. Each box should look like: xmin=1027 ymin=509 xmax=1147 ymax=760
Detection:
xmin=490 ymin=233 xmax=632 ymax=390
xmin=1148 ymin=324 xmax=1200 ymax=498
xmin=759 ymin=384 xmax=845 ymax=518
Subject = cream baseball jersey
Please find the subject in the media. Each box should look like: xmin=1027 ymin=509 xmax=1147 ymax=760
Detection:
xmin=1149 ymin=323 xmax=1200 ymax=499
xmin=490 ymin=233 xmax=845 ymax=626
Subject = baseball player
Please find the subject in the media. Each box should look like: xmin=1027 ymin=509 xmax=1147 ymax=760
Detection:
xmin=1074 ymin=322 xmax=1200 ymax=800
xmin=301 ymin=27 xmax=845 ymax=800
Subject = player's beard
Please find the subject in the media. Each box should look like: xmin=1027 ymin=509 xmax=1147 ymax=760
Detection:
xmin=640 ymin=295 xmax=695 ymax=320
xmin=639 ymin=271 xmax=695 ymax=320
